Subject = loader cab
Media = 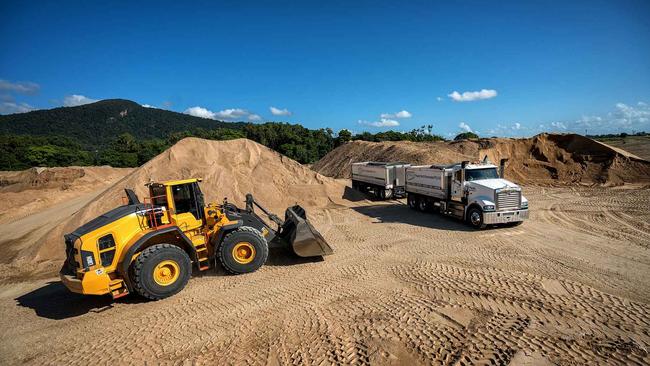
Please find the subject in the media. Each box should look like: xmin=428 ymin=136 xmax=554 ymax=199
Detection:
xmin=148 ymin=178 xmax=206 ymax=231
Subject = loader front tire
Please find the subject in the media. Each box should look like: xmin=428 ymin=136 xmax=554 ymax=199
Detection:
xmin=131 ymin=244 xmax=191 ymax=300
xmin=218 ymin=227 xmax=269 ymax=274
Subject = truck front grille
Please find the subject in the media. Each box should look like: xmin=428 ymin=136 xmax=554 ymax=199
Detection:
xmin=497 ymin=190 xmax=521 ymax=211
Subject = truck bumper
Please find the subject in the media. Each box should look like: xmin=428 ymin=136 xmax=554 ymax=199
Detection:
xmin=483 ymin=209 xmax=529 ymax=224
xmin=59 ymin=265 xmax=112 ymax=296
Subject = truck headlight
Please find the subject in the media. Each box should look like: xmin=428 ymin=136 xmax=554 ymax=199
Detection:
xmin=483 ymin=205 xmax=495 ymax=212
xmin=521 ymin=201 xmax=528 ymax=209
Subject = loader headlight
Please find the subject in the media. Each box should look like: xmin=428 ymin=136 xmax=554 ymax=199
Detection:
xmin=81 ymin=250 xmax=96 ymax=270
xmin=483 ymin=205 xmax=495 ymax=212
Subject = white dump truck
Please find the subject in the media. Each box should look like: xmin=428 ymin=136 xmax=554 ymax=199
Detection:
xmin=351 ymin=161 xmax=411 ymax=199
xmin=405 ymin=159 xmax=529 ymax=229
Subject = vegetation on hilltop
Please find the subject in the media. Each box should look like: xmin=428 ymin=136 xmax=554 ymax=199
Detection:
xmin=0 ymin=100 xmax=452 ymax=170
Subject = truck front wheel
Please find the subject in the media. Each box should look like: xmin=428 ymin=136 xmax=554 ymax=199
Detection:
xmin=130 ymin=244 xmax=192 ymax=300
xmin=467 ymin=208 xmax=487 ymax=229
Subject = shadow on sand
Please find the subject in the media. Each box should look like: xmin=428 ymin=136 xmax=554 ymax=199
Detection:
xmin=14 ymin=281 xmax=143 ymax=320
xmin=17 ymin=250 xmax=320 ymax=320
xmin=351 ymin=203 xmax=477 ymax=232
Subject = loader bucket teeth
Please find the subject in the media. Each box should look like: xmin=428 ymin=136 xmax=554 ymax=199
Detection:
xmin=282 ymin=205 xmax=334 ymax=257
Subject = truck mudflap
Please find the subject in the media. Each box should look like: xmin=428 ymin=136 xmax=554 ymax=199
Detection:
xmin=278 ymin=205 xmax=334 ymax=257
xmin=483 ymin=209 xmax=529 ymax=224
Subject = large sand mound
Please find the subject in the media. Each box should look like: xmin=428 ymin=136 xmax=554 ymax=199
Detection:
xmin=313 ymin=133 xmax=650 ymax=185
xmin=29 ymin=138 xmax=350 ymax=263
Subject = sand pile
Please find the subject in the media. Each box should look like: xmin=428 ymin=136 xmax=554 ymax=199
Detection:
xmin=313 ymin=133 xmax=650 ymax=185
xmin=312 ymin=140 xmax=476 ymax=179
xmin=30 ymin=138 xmax=350 ymax=262
xmin=0 ymin=166 xmax=133 ymax=224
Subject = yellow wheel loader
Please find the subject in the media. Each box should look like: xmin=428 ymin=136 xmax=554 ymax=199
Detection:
xmin=60 ymin=178 xmax=333 ymax=300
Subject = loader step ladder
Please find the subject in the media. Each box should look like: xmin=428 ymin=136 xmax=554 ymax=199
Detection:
xmin=109 ymin=279 xmax=129 ymax=299
xmin=193 ymin=234 xmax=211 ymax=271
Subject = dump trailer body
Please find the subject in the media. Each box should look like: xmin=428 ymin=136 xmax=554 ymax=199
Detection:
xmin=351 ymin=161 xmax=410 ymax=198
xmin=404 ymin=165 xmax=451 ymax=200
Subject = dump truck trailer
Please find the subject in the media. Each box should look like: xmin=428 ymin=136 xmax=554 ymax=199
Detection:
xmin=405 ymin=159 xmax=528 ymax=229
xmin=351 ymin=161 xmax=410 ymax=199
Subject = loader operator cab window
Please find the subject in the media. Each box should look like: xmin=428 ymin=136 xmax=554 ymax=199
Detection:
xmin=172 ymin=183 xmax=202 ymax=219
xmin=150 ymin=185 xmax=168 ymax=208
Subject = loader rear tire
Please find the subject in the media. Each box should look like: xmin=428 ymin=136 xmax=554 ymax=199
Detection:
xmin=218 ymin=227 xmax=269 ymax=274
xmin=130 ymin=244 xmax=191 ymax=300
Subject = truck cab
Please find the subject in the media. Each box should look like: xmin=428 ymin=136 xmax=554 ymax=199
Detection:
xmin=451 ymin=162 xmax=529 ymax=228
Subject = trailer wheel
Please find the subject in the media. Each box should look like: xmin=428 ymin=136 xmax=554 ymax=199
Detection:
xmin=130 ymin=244 xmax=192 ymax=300
xmin=467 ymin=207 xmax=487 ymax=229
xmin=418 ymin=198 xmax=428 ymax=212
xmin=218 ymin=227 xmax=269 ymax=274
xmin=407 ymin=194 xmax=417 ymax=209
xmin=384 ymin=189 xmax=393 ymax=199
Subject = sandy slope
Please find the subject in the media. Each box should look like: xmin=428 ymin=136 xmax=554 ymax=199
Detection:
xmin=313 ymin=133 xmax=650 ymax=185
xmin=0 ymin=185 xmax=648 ymax=365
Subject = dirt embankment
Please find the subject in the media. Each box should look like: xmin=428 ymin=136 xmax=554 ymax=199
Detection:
xmin=25 ymin=138 xmax=351 ymax=264
xmin=0 ymin=166 xmax=133 ymax=224
xmin=313 ymin=133 xmax=650 ymax=185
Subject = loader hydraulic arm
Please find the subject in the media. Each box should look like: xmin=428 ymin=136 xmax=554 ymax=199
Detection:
xmin=245 ymin=193 xmax=284 ymax=227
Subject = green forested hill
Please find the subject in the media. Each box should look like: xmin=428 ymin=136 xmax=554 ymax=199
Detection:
xmin=0 ymin=99 xmax=446 ymax=170
xmin=0 ymin=99 xmax=245 ymax=145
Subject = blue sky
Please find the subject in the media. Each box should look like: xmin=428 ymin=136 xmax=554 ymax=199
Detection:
xmin=1 ymin=0 xmax=649 ymax=137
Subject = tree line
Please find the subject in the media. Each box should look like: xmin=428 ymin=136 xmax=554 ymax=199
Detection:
xmin=0 ymin=123 xmax=457 ymax=170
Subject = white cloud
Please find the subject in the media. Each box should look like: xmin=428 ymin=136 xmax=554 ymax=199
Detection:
xmin=269 ymin=106 xmax=292 ymax=116
xmin=142 ymin=104 xmax=155 ymax=108
xmin=436 ymin=96 xmax=443 ymax=102
xmin=513 ymin=122 xmax=521 ymax=130
xmin=358 ymin=118 xmax=400 ymax=127
xmin=184 ymin=106 xmax=261 ymax=122
xmin=0 ymin=79 xmax=40 ymax=94
xmin=459 ymin=122 xmax=472 ymax=132
xmin=448 ymin=89 xmax=497 ymax=102
xmin=184 ymin=106 xmax=216 ymax=119
xmin=551 ymin=121 xmax=567 ymax=130
xmin=0 ymin=101 xmax=35 ymax=114
xmin=380 ymin=110 xmax=412 ymax=119
xmin=63 ymin=94 xmax=98 ymax=107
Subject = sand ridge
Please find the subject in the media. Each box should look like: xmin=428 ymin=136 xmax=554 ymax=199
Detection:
xmin=313 ymin=133 xmax=650 ymax=185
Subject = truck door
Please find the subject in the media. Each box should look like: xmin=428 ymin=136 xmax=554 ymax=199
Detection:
xmin=450 ymin=168 xmax=463 ymax=202
xmin=170 ymin=183 xmax=204 ymax=232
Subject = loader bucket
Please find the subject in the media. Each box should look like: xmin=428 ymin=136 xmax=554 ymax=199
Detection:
xmin=280 ymin=205 xmax=334 ymax=257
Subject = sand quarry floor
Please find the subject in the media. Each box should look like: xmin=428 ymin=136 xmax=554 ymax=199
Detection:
xmin=1 ymin=183 xmax=649 ymax=365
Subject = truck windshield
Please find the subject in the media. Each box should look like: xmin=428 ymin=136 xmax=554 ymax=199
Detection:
xmin=465 ymin=168 xmax=499 ymax=181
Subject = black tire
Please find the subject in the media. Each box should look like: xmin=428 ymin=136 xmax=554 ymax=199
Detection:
xmin=130 ymin=244 xmax=192 ymax=300
xmin=418 ymin=198 xmax=429 ymax=212
xmin=407 ymin=194 xmax=417 ymax=210
xmin=218 ymin=227 xmax=269 ymax=274
xmin=467 ymin=207 xmax=487 ymax=229
xmin=352 ymin=180 xmax=358 ymax=190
